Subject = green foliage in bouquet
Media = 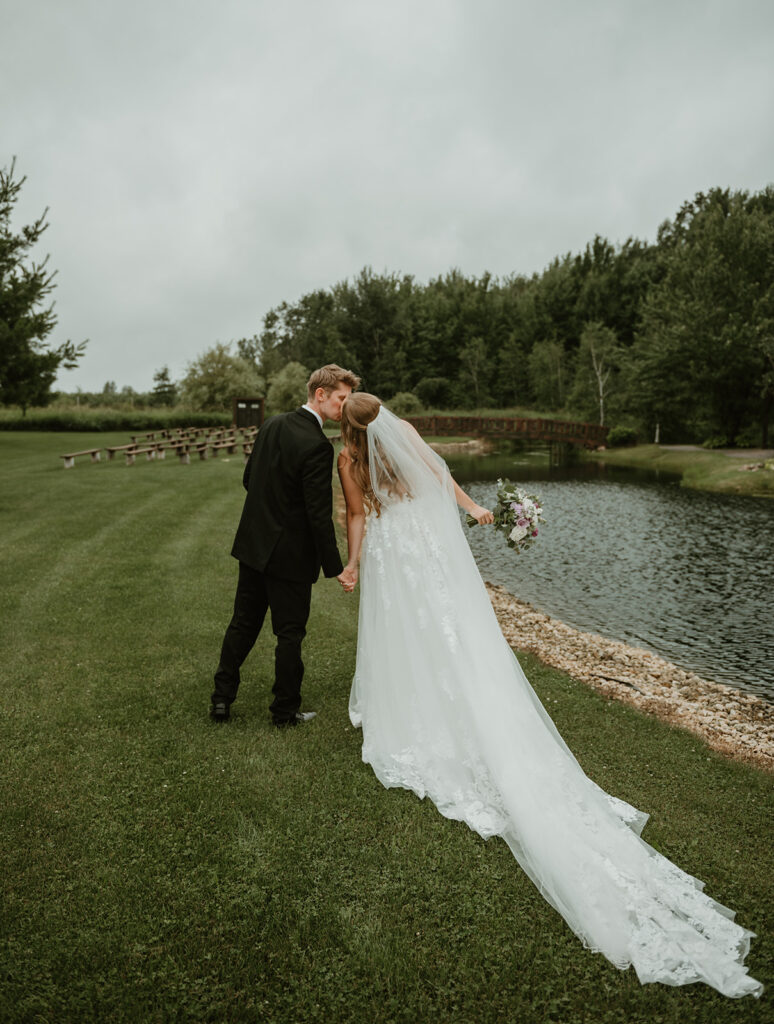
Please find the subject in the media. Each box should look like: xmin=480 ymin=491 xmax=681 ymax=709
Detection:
xmin=466 ymin=478 xmax=545 ymax=554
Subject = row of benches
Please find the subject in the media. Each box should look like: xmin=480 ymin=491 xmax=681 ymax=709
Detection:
xmin=60 ymin=427 xmax=257 ymax=468
xmin=128 ymin=426 xmax=248 ymax=444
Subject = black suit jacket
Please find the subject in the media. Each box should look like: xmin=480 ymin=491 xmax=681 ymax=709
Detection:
xmin=231 ymin=408 xmax=344 ymax=583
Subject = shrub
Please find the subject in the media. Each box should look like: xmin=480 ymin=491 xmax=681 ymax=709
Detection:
xmin=734 ymin=425 xmax=762 ymax=448
xmin=702 ymin=436 xmax=729 ymax=449
xmin=414 ymin=377 xmax=451 ymax=407
xmin=606 ymin=425 xmax=638 ymax=447
xmin=0 ymin=405 xmax=232 ymax=432
xmin=386 ymin=392 xmax=424 ymax=416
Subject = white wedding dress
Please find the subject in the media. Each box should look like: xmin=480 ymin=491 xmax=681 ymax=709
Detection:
xmin=348 ymin=406 xmax=762 ymax=999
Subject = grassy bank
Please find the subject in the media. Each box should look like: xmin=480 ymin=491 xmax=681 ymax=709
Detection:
xmin=586 ymin=444 xmax=774 ymax=498
xmin=0 ymin=433 xmax=770 ymax=1023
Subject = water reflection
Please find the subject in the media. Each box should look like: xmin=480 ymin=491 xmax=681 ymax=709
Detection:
xmin=447 ymin=444 xmax=774 ymax=700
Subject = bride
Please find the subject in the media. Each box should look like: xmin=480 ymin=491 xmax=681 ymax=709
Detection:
xmin=336 ymin=392 xmax=762 ymax=999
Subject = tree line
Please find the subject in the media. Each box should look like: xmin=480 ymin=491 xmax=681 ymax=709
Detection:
xmin=234 ymin=186 xmax=772 ymax=445
xmin=2 ymin=152 xmax=772 ymax=446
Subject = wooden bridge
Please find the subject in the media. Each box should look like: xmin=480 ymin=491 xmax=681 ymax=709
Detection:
xmin=405 ymin=415 xmax=608 ymax=448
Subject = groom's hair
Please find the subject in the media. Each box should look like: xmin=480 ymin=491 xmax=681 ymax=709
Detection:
xmin=307 ymin=364 xmax=361 ymax=400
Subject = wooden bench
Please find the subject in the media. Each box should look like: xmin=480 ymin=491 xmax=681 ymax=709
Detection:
xmin=125 ymin=447 xmax=157 ymax=466
xmin=210 ymin=438 xmax=237 ymax=456
xmin=105 ymin=443 xmax=138 ymax=460
xmin=190 ymin=443 xmax=209 ymax=460
xmin=177 ymin=442 xmax=212 ymax=463
xmin=138 ymin=439 xmax=193 ymax=464
xmin=60 ymin=448 xmax=102 ymax=468
xmin=130 ymin=431 xmax=158 ymax=444
xmin=151 ymin=440 xmax=190 ymax=461
xmin=155 ymin=441 xmax=194 ymax=464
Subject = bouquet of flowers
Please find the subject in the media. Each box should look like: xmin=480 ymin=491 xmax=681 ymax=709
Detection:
xmin=466 ymin=478 xmax=545 ymax=553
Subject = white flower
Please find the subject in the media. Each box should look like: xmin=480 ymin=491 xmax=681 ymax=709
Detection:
xmin=509 ymin=525 xmax=527 ymax=542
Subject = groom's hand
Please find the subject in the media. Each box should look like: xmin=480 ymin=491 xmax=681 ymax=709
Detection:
xmin=338 ymin=566 xmax=358 ymax=592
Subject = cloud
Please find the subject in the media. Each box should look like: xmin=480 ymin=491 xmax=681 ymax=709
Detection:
xmin=2 ymin=0 xmax=773 ymax=390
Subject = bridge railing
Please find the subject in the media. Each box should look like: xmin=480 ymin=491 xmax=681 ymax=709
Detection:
xmin=405 ymin=415 xmax=608 ymax=448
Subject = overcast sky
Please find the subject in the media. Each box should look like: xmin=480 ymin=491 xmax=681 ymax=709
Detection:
xmin=4 ymin=0 xmax=773 ymax=393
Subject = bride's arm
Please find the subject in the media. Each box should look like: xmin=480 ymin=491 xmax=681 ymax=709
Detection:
xmin=401 ymin=420 xmax=493 ymax=524
xmin=337 ymin=448 xmax=366 ymax=591
xmin=451 ymin=478 xmax=494 ymax=524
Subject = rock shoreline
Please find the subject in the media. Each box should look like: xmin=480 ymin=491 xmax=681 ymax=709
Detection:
xmin=486 ymin=583 xmax=774 ymax=772
xmin=429 ymin=438 xmax=494 ymax=455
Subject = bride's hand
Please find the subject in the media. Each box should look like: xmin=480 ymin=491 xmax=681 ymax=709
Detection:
xmin=338 ymin=565 xmax=358 ymax=592
xmin=469 ymin=504 xmax=494 ymax=525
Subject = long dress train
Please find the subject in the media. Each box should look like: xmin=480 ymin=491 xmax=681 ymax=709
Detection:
xmin=348 ymin=407 xmax=762 ymax=999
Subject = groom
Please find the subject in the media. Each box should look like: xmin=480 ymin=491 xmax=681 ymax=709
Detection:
xmin=210 ymin=363 xmax=361 ymax=726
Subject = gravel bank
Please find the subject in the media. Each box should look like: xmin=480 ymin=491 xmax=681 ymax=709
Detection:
xmin=429 ymin=438 xmax=493 ymax=455
xmin=486 ymin=583 xmax=774 ymax=772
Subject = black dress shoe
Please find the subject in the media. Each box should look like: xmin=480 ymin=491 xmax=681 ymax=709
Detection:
xmin=273 ymin=710 xmax=317 ymax=728
xmin=210 ymin=701 xmax=230 ymax=722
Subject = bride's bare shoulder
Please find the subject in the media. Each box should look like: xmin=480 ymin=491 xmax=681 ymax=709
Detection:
xmin=337 ymin=445 xmax=352 ymax=467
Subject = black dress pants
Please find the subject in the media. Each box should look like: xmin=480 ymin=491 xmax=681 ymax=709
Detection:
xmin=212 ymin=561 xmax=313 ymax=723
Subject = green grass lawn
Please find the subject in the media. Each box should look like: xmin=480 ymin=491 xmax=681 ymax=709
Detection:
xmin=1 ymin=433 xmax=771 ymax=1023
xmin=587 ymin=445 xmax=774 ymax=498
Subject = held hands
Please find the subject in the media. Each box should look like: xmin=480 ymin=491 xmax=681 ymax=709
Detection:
xmin=338 ymin=565 xmax=358 ymax=593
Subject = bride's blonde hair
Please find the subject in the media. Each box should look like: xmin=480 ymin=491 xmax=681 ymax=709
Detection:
xmin=340 ymin=393 xmax=387 ymax=515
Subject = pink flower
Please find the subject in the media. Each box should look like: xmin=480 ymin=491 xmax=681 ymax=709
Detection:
xmin=517 ymin=518 xmax=528 ymax=528
xmin=532 ymin=529 xmax=538 ymax=536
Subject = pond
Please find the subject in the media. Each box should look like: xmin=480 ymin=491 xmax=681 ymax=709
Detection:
xmin=445 ymin=444 xmax=774 ymax=702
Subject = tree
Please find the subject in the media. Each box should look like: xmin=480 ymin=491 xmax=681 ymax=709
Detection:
xmin=458 ymin=336 xmax=491 ymax=407
xmin=151 ymin=365 xmax=178 ymax=406
xmin=119 ymin=385 xmax=139 ymax=408
xmin=634 ymin=188 xmax=774 ymax=443
xmin=496 ymin=332 xmax=531 ymax=407
xmin=265 ymin=361 xmax=309 ymax=414
xmin=235 ymin=334 xmax=261 ymax=366
xmin=570 ymin=322 xmax=622 ymax=425
xmin=179 ymin=343 xmax=264 ymax=411
xmin=528 ymin=340 xmax=570 ymax=409
xmin=0 ymin=158 xmax=86 ymax=411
